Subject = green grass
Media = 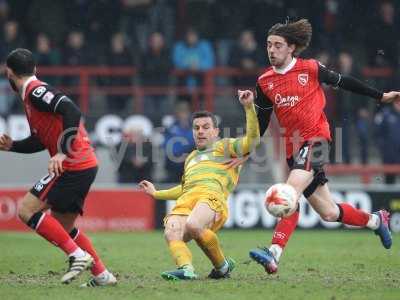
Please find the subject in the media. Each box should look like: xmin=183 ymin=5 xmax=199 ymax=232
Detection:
xmin=0 ymin=230 xmax=399 ymax=300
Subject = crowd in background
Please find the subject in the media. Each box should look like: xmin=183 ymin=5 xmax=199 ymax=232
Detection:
xmin=0 ymin=0 xmax=399 ymax=184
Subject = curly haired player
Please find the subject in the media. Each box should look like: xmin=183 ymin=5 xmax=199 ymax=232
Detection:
xmin=246 ymin=19 xmax=396 ymax=274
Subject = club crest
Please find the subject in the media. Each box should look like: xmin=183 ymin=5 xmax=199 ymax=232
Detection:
xmin=298 ymin=73 xmax=308 ymax=86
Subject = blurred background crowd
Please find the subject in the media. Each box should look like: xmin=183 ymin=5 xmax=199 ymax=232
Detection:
xmin=0 ymin=0 xmax=400 ymax=185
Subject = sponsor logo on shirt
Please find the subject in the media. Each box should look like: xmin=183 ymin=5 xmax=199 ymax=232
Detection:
xmin=34 ymin=183 xmax=44 ymax=192
xmin=42 ymin=91 xmax=55 ymax=104
xmin=32 ymin=86 xmax=47 ymax=97
xmin=275 ymin=94 xmax=300 ymax=107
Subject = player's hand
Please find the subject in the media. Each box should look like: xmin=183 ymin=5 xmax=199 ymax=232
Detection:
xmin=139 ymin=180 xmax=156 ymax=196
xmin=381 ymin=91 xmax=400 ymax=104
xmin=224 ymin=154 xmax=250 ymax=169
xmin=0 ymin=134 xmax=13 ymax=151
xmin=238 ymin=90 xmax=255 ymax=107
xmin=48 ymin=153 xmax=67 ymax=177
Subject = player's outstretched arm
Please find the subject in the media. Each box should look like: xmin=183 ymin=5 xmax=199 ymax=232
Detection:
xmin=234 ymin=90 xmax=261 ymax=155
xmin=139 ymin=180 xmax=182 ymax=201
xmin=0 ymin=134 xmax=45 ymax=153
xmin=318 ymin=63 xmax=400 ymax=103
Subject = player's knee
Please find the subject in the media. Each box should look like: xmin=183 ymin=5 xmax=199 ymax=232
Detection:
xmin=17 ymin=202 xmax=34 ymax=223
xmin=320 ymin=209 xmax=339 ymax=222
xmin=185 ymin=221 xmax=202 ymax=239
xmin=164 ymin=222 xmax=184 ymax=242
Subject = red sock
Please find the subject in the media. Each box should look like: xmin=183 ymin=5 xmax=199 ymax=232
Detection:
xmin=34 ymin=213 xmax=79 ymax=255
xmin=271 ymin=211 xmax=299 ymax=248
xmin=72 ymin=229 xmax=106 ymax=276
xmin=338 ymin=203 xmax=369 ymax=227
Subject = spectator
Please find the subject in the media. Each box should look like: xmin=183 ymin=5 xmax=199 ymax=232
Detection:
xmin=0 ymin=21 xmax=25 ymax=58
xmin=366 ymin=1 xmax=398 ymax=67
xmin=0 ymin=63 xmax=16 ymax=116
xmin=148 ymin=0 xmax=175 ymax=48
xmin=374 ymin=101 xmax=400 ymax=184
xmin=140 ymin=32 xmax=171 ymax=124
xmin=333 ymin=51 xmax=370 ymax=164
xmin=62 ymin=31 xmax=92 ymax=98
xmin=172 ymin=28 xmax=215 ymax=90
xmin=26 ymin=0 xmax=67 ymax=45
xmin=63 ymin=31 xmax=90 ymax=66
xmin=106 ymin=32 xmax=134 ymax=113
xmin=66 ymin=0 xmax=120 ymax=50
xmin=120 ymin=0 xmax=153 ymax=52
xmin=34 ymin=33 xmax=61 ymax=85
xmin=0 ymin=0 xmax=9 ymax=28
xmin=117 ymin=127 xmax=153 ymax=183
xmin=229 ymin=30 xmax=264 ymax=87
xmin=163 ymin=101 xmax=195 ymax=183
xmin=34 ymin=33 xmax=61 ymax=66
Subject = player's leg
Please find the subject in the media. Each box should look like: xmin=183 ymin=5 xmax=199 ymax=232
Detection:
xmin=53 ymin=166 xmax=117 ymax=285
xmin=250 ymin=142 xmax=321 ymax=273
xmin=161 ymin=215 xmax=197 ymax=280
xmin=186 ymin=201 xmax=235 ymax=279
xmin=308 ymin=183 xmax=392 ymax=249
xmin=51 ymin=211 xmax=116 ymax=287
xmin=17 ymin=191 xmax=92 ymax=283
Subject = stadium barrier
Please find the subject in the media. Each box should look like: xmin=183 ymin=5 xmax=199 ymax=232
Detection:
xmin=0 ymin=189 xmax=154 ymax=231
xmin=1 ymin=185 xmax=399 ymax=232
xmin=37 ymin=66 xmax=393 ymax=113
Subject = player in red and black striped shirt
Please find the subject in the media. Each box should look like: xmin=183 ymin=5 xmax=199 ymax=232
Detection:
xmin=245 ymin=20 xmax=399 ymax=274
xmin=0 ymin=49 xmax=116 ymax=286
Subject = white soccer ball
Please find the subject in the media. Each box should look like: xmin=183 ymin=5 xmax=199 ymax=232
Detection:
xmin=265 ymin=183 xmax=298 ymax=218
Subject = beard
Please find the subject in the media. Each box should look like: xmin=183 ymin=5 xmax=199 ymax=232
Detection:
xmin=8 ymin=78 xmax=18 ymax=92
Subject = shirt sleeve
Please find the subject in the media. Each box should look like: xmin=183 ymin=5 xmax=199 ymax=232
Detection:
xmin=223 ymin=103 xmax=260 ymax=157
xmin=28 ymin=85 xmax=65 ymax=113
xmin=10 ymin=135 xmax=45 ymax=153
xmin=254 ymin=83 xmax=273 ymax=136
xmin=318 ymin=63 xmax=383 ymax=99
xmin=153 ymin=185 xmax=183 ymax=200
xmin=29 ymin=85 xmax=82 ymax=155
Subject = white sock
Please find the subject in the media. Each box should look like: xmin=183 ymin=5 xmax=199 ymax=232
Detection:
xmin=95 ymin=269 xmax=110 ymax=280
xmin=182 ymin=264 xmax=194 ymax=272
xmin=366 ymin=214 xmax=380 ymax=230
xmin=218 ymin=260 xmax=229 ymax=274
xmin=269 ymin=244 xmax=283 ymax=262
xmin=69 ymin=247 xmax=85 ymax=258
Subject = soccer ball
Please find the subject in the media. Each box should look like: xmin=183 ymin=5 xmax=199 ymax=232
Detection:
xmin=265 ymin=183 xmax=298 ymax=218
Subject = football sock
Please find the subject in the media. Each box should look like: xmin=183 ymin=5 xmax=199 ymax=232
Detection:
xmin=168 ymin=240 xmax=193 ymax=268
xmin=271 ymin=210 xmax=299 ymax=249
xmin=195 ymin=229 xmax=225 ymax=269
xmin=70 ymin=228 xmax=106 ymax=275
xmin=27 ymin=212 xmax=79 ymax=255
xmin=218 ymin=260 xmax=229 ymax=273
xmin=269 ymin=244 xmax=283 ymax=262
xmin=366 ymin=214 xmax=380 ymax=230
xmin=69 ymin=248 xmax=86 ymax=258
xmin=337 ymin=203 xmax=370 ymax=227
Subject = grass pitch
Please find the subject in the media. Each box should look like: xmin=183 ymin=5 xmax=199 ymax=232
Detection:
xmin=0 ymin=230 xmax=399 ymax=300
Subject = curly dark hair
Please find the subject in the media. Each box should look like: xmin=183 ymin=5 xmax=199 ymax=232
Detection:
xmin=268 ymin=19 xmax=312 ymax=57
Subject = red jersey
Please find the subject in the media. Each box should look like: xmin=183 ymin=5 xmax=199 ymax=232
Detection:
xmin=257 ymin=58 xmax=331 ymax=158
xmin=22 ymin=76 xmax=97 ymax=171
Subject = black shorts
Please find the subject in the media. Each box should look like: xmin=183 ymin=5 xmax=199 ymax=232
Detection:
xmin=30 ymin=166 xmax=98 ymax=214
xmin=287 ymin=140 xmax=329 ymax=198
